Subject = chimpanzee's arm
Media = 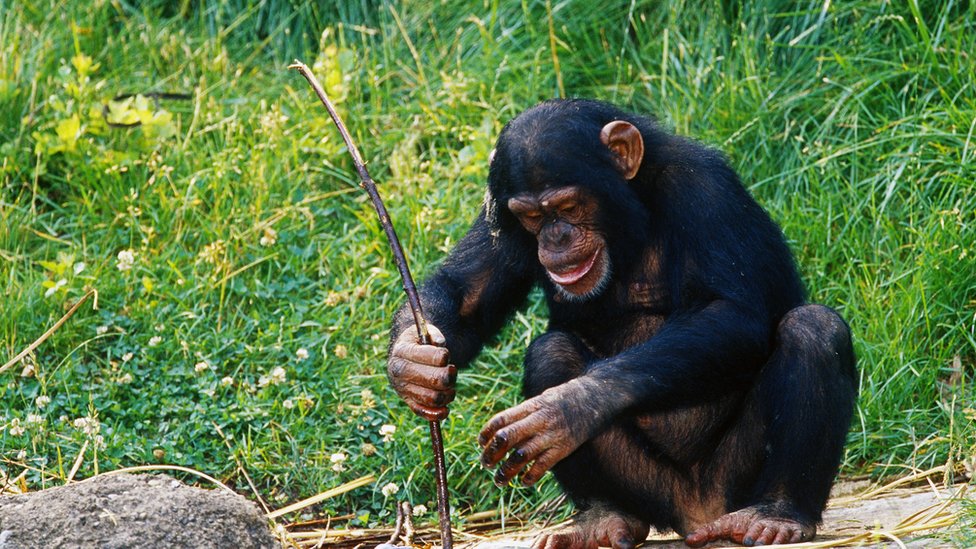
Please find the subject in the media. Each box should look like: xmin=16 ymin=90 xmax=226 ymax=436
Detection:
xmin=568 ymin=180 xmax=804 ymax=429
xmin=583 ymin=299 xmax=768 ymax=414
xmin=390 ymin=209 xmax=535 ymax=368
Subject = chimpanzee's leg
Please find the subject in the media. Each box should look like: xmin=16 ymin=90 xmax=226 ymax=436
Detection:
xmin=522 ymin=331 xmax=656 ymax=549
xmin=686 ymin=304 xmax=858 ymax=547
xmin=522 ymin=330 xmax=591 ymax=398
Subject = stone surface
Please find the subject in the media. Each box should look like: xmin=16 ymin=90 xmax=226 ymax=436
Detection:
xmin=0 ymin=473 xmax=279 ymax=549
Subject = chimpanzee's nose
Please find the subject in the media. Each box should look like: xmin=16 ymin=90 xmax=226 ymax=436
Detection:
xmin=541 ymin=221 xmax=574 ymax=251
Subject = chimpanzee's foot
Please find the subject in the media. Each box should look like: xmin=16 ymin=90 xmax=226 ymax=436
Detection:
xmin=684 ymin=506 xmax=815 ymax=547
xmin=532 ymin=505 xmax=650 ymax=549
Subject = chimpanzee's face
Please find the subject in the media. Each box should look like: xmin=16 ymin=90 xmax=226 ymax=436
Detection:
xmin=507 ymin=186 xmax=611 ymax=301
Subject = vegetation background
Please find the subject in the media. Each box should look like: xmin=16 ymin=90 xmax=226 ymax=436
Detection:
xmin=1 ymin=0 xmax=974 ymax=537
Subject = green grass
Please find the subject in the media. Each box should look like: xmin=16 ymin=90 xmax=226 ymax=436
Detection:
xmin=1 ymin=0 xmax=974 ymax=532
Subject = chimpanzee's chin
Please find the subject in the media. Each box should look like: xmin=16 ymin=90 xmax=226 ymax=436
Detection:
xmin=553 ymin=255 xmax=611 ymax=303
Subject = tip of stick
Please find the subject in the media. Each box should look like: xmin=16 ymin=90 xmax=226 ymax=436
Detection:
xmin=288 ymin=59 xmax=307 ymax=70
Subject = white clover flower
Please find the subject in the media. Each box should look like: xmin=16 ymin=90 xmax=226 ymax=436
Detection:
xmin=8 ymin=418 xmax=25 ymax=437
xmin=282 ymin=399 xmax=295 ymax=409
xmin=412 ymin=504 xmax=428 ymax=516
xmin=380 ymin=424 xmax=396 ymax=443
xmin=324 ymin=291 xmax=344 ymax=306
xmin=333 ymin=344 xmax=348 ymax=359
xmin=259 ymin=227 xmax=278 ymax=247
xmin=117 ymin=372 xmax=134 ymax=384
xmin=198 ymin=240 xmax=225 ymax=264
xmin=96 ymin=325 xmax=109 ymax=335
xmin=295 ymin=348 xmax=309 ymax=361
xmin=361 ymin=389 xmax=376 ymax=409
xmin=330 ymin=452 xmax=347 ymax=472
xmin=25 ymin=414 xmax=43 ymax=427
xmin=16 ymin=449 xmax=27 ymax=460
xmin=194 ymin=361 xmax=210 ymax=373
xmin=122 ymin=352 xmax=134 ymax=362
xmin=269 ymin=366 xmax=287 ymax=385
xmin=221 ymin=376 xmax=234 ymax=387
xmin=35 ymin=395 xmax=51 ymax=409
xmin=381 ymin=482 xmax=399 ymax=497
xmin=116 ymin=249 xmax=136 ymax=271
xmin=73 ymin=416 xmax=101 ymax=436
xmin=148 ymin=336 xmax=162 ymax=347
xmin=73 ymin=262 xmax=86 ymax=275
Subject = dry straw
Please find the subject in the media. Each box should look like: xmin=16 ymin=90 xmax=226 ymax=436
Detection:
xmin=280 ymin=466 xmax=966 ymax=548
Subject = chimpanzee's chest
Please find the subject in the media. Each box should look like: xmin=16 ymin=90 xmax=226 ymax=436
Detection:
xmin=568 ymin=249 xmax=673 ymax=356
xmin=604 ymin=275 xmax=671 ymax=352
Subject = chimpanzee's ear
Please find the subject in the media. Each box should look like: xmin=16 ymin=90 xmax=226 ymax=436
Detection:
xmin=600 ymin=120 xmax=644 ymax=180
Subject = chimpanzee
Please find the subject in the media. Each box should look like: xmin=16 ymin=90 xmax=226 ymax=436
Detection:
xmin=387 ymin=99 xmax=857 ymax=548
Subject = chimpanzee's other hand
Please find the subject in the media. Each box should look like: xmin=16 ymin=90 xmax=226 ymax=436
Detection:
xmin=478 ymin=379 xmax=602 ymax=487
xmin=388 ymin=324 xmax=457 ymax=421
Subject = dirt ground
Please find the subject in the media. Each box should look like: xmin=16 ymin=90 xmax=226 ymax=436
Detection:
xmin=0 ymin=473 xmax=278 ymax=549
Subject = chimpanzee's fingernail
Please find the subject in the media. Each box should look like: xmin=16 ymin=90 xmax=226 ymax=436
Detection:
xmin=493 ymin=471 xmax=508 ymax=486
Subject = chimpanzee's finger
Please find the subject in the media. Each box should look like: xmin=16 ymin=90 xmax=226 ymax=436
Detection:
xmin=396 ymin=363 xmax=457 ymax=391
xmin=400 ymin=382 xmax=456 ymax=410
xmin=520 ymin=449 xmax=560 ymax=486
xmin=478 ymin=399 xmax=539 ymax=447
xmin=480 ymin=407 xmax=551 ymax=467
xmin=493 ymin=447 xmax=530 ymax=486
xmin=407 ymin=401 xmax=450 ymax=421
xmin=425 ymin=324 xmax=447 ymax=346
xmin=480 ymin=413 xmax=546 ymax=468
xmin=493 ymin=438 xmax=547 ymax=486
xmin=394 ymin=338 xmax=450 ymax=367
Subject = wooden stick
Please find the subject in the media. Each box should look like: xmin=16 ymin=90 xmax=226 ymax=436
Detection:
xmin=289 ymin=60 xmax=453 ymax=549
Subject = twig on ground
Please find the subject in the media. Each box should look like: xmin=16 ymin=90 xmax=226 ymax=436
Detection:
xmin=267 ymin=475 xmax=376 ymax=520
xmin=1 ymin=289 xmax=98 ymax=375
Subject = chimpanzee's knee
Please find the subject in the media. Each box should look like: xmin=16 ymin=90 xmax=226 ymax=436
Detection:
xmin=522 ymin=331 xmax=592 ymax=398
xmin=776 ymin=304 xmax=857 ymax=385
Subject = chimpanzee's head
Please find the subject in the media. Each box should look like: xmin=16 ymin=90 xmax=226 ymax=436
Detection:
xmin=487 ymin=99 xmax=651 ymax=302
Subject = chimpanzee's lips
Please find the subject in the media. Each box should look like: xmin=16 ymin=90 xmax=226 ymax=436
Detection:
xmin=547 ymin=247 xmax=602 ymax=286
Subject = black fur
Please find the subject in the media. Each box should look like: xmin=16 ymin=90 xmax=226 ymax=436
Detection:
xmin=391 ymin=99 xmax=857 ymax=536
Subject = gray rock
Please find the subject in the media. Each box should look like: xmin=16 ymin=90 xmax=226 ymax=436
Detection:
xmin=0 ymin=473 xmax=278 ymax=549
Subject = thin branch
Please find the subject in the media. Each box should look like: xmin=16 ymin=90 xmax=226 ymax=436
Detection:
xmin=289 ymin=60 xmax=452 ymax=549
xmin=1 ymin=289 xmax=98 ymax=376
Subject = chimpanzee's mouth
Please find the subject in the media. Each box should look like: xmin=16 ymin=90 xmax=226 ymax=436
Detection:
xmin=547 ymin=247 xmax=602 ymax=286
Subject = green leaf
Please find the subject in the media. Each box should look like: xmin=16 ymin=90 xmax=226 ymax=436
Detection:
xmin=54 ymin=114 xmax=82 ymax=151
xmin=106 ymin=97 xmax=140 ymax=126
xmin=70 ymin=53 xmax=99 ymax=77
xmin=39 ymin=260 xmax=67 ymax=276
